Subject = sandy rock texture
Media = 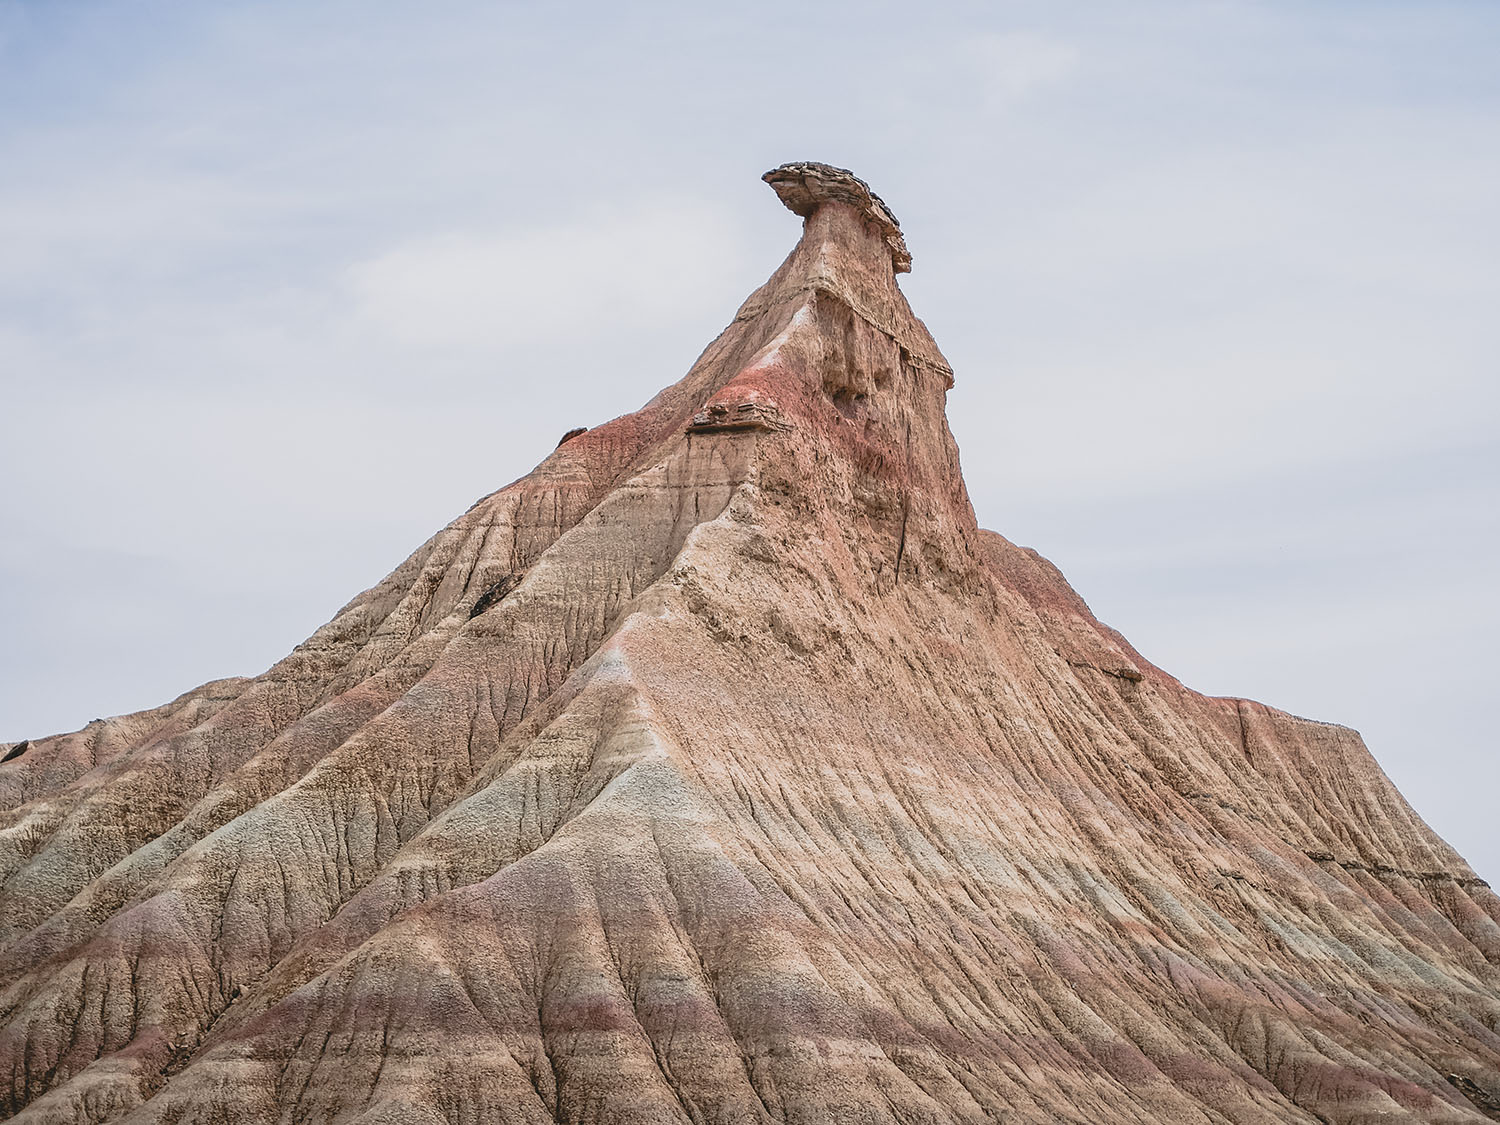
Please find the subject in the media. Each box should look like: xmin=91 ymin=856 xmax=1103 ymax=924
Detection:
xmin=2 ymin=163 xmax=1497 ymax=1124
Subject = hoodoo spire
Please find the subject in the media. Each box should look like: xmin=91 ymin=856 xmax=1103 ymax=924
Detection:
xmin=729 ymin=161 xmax=953 ymax=393
xmin=763 ymin=161 xmax=913 ymax=273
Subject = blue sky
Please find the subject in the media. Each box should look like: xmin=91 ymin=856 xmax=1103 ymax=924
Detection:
xmin=1 ymin=0 xmax=1496 ymax=876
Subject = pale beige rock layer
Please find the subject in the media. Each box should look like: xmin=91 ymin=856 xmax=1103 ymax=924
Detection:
xmin=1 ymin=163 xmax=1496 ymax=1124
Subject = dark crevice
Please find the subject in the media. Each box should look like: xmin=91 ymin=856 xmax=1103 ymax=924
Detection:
xmin=470 ymin=574 xmax=523 ymax=619
xmin=893 ymin=417 xmax=912 ymax=585
xmin=1448 ymin=1073 xmax=1500 ymax=1120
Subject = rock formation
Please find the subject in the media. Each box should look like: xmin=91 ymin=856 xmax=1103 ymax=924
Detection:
xmin=2 ymin=163 xmax=1497 ymax=1124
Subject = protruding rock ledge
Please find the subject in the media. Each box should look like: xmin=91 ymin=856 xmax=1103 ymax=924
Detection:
xmin=685 ymin=396 xmax=788 ymax=434
xmin=763 ymin=162 xmax=912 ymax=274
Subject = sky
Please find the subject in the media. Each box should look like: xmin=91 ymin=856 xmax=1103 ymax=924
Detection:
xmin=0 ymin=0 xmax=1495 ymax=877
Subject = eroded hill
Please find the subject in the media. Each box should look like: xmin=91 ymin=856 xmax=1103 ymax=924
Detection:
xmin=2 ymin=163 xmax=1497 ymax=1125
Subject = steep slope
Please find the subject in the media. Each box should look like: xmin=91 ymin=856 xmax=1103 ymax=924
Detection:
xmin=2 ymin=163 xmax=1496 ymax=1125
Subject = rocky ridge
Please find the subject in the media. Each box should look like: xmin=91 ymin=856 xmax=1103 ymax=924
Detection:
xmin=1 ymin=163 xmax=1497 ymax=1124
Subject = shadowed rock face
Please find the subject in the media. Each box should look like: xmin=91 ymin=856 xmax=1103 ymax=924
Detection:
xmin=2 ymin=162 xmax=1497 ymax=1125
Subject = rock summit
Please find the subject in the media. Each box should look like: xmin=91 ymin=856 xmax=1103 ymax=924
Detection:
xmin=2 ymin=163 xmax=1498 ymax=1124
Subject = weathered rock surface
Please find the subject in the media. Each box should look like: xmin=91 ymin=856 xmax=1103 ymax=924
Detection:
xmin=2 ymin=163 xmax=1497 ymax=1124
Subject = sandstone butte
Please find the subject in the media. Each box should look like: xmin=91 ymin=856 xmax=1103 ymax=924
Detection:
xmin=2 ymin=162 xmax=1498 ymax=1125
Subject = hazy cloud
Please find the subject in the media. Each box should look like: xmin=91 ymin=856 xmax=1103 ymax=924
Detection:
xmin=344 ymin=203 xmax=747 ymax=352
xmin=962 ymin=31 xmax=1080 ymax=108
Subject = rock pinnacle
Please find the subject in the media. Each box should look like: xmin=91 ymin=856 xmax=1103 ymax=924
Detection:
xmin=1 ymin=164 xmax=1496 ymax=1125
